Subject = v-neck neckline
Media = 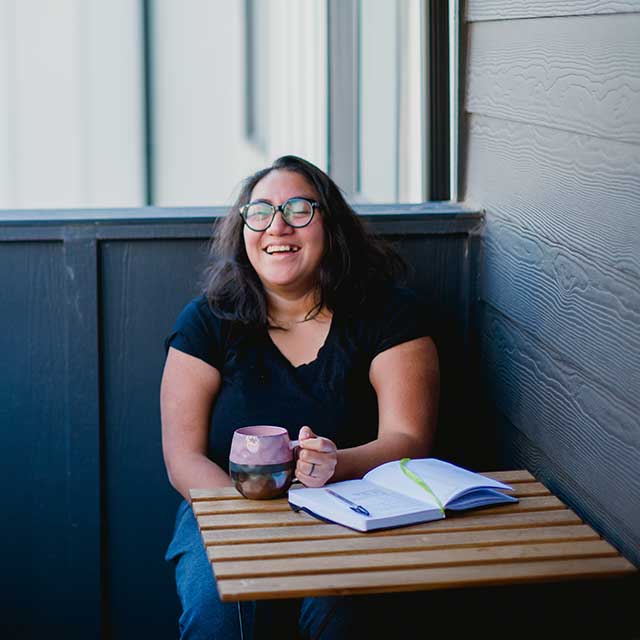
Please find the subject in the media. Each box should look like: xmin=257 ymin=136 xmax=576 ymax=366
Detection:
xmin=266 ymin=312 xmax=336 ymax=370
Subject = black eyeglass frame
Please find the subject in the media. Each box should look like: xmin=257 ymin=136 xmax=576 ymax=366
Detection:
xmin=239 ymin=197 xmax=320 ymax=231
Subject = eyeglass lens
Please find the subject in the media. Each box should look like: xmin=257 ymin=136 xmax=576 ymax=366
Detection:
xmin=243 ymin=198 xmax=314 ymax=230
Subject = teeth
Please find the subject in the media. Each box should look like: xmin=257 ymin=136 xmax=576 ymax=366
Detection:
xmin=265 ymin=245 xmax=299 ymax=254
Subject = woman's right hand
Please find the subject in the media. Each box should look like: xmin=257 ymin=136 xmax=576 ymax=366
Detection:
xmin=295 ymin=426 xmax=338 ymax=487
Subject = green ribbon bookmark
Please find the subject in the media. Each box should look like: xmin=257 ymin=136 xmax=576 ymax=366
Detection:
xmin=400 ymin=458 xmax=445 ymax=514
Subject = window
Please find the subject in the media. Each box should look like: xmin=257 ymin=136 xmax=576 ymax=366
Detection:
xmin=328 ymin=0 xmax=451 ymax=203
xmin=0 ymin=1 xmax=452 ymax=207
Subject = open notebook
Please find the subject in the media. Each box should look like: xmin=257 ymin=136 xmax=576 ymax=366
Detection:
xmin=288 ymin=458 xmax=518 ymax=532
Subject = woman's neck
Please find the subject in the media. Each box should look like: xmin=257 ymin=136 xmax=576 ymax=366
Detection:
xmin=266 ymin=289 xmax=324 ymax=326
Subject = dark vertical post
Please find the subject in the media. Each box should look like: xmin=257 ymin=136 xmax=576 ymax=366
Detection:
xmin=62 ymin=232 xmax=103 ymax=637
xmin=428 ymin=0 xmax=450 ymax=201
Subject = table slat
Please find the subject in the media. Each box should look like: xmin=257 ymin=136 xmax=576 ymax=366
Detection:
xmin=212 ymin=539 xmax=616 ymax=579
xmin=201 ymin=509 xmax=584 ymax=545
xmin=216 ymin=557 xmax=635 ymax=601
xmin=207 ymin=524 xmax=598 ymax=561
xmin=188 ymin=469 xmax=539 ymax=503
xmin=192 ymin=481 xmax=550 ymax=517
xmin=196 ymin=495 xmax=565 ymax=530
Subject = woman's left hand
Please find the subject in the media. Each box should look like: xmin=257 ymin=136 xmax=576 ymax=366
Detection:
xmin=296 ymin=426 xmax=337 ymax=487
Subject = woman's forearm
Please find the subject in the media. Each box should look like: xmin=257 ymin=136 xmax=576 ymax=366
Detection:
xmin=166 ymin=452 xmax=233 ymax=503
xmin=332 ymin=431 xmax=431 ymax=482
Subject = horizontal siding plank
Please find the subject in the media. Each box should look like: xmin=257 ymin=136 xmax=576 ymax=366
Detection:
xmin=464 ymin=117 xmax=640 ymax=279
xmin=212 ymin=540 xmax=616 ymax=579
xmin=479 ymin=215 xmax=640 ymax=405
xmin=207 ymin=524 xmax=599 ymax=561
xmin=479 ymin=306 xmax=640 ymax=562
xmin=465 ymin=14 xmax=640 ymax=143
xmin=216 ymin=557 xmax=635 ymax=600
xmin=493 ymin=411 xmax=640 ymax=567
xmin=467 ymin=1 xmax=640 ymax=21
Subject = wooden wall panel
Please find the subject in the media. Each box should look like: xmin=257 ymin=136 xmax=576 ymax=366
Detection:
xmin=467 ymin=0 xmax=640 ymax=21
xmin=464 ymin=116 xmax=640 ymax=406
xmin=465 ymin=14 xmax=640 ymax=143
xmin=100 ymin=239 xmax=208 ymax=638
xmin=480 ymin=216 xmax=639 ymax=404
xmin=479 ymin=304 xmax=640 ymax=566
xmin=0 ymin=241 xmax=100 ymax=638
xmin=464 ymin=115 xmax=640 ymax=279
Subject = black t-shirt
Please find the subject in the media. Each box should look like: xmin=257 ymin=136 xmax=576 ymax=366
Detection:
xmin=164 ymin=286 xmax=430 ymax=471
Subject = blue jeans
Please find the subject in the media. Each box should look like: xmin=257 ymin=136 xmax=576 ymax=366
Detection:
xmin=165 ymin=500 xmax=424 ymax=639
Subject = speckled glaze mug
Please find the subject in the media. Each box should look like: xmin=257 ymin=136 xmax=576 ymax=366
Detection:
xmin=229 ymin=426 xmax=299 ymax=499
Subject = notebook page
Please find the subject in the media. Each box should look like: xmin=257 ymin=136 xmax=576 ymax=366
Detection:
xmin=364 ymin=459 xmax=512 ymax=506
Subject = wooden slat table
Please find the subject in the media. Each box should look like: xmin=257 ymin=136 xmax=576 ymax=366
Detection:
xmin=190 ymin=470 xmax=636 ymax=603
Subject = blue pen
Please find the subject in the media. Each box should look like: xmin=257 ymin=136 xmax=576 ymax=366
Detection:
xmin=325 ymin=489 xmax=370 ymax=516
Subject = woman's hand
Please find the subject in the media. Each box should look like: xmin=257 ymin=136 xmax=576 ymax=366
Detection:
xmin=296 ymin=426 xmax=337 ymax=487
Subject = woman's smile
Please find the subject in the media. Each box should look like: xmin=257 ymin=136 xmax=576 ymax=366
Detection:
xmin=263 ymin=243 xmax=301 ymax=255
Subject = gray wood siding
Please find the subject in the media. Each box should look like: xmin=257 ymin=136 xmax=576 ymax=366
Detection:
xmin=466 ymin=14 xmax=640 ymax=144
xmin=481 ymin=305 xmax=640 ymax=560
xmin=463 ymin=6 xmax=640 ymax=567
xmin=467 ymin=0 xmax=640 ymax=21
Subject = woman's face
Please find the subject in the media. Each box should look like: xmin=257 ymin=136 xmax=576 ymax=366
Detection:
xmin=243 ymin=169 xmax=325 ymax=299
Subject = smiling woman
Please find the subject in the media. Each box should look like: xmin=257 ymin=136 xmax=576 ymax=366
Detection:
xmin=160 ymin=155 xmax=440 ymax=638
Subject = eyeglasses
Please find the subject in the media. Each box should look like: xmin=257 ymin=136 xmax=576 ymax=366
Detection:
xmin=239 ymin=197 xmax=320 ymax=231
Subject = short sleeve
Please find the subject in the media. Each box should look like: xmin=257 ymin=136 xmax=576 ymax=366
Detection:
xmin=370 ymin=287 xmax=431 ymax=358
xmin=164 ymin=296 xmax=224 ymax=370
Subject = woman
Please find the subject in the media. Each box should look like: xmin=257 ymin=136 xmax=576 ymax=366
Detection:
xmin=161 ymin=155 xmax=439 ymax=639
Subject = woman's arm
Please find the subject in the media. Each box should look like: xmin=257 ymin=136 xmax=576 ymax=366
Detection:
xmin=160 ymin=347 xmax=233 ymax=503
xmin=297 ymin=336 xmax=439 ymax=486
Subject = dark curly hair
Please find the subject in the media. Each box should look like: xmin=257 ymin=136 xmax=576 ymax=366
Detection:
xmin=202 ymin=155 xmax=406 ymax=327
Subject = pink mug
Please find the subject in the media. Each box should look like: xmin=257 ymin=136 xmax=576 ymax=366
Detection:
xmin=229 ymin=426 xmax=299 ymax=499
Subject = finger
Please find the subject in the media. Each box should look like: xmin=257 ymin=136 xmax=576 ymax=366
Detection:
xmin=296 ymin=464 xmax=328 ymax=487
xmin=296 ymin=457 xmax=317 ymax=475
xmin=299 ymin=437 xmax=336 ymax=454
xmin=297 ymin=448 xmax=334 ymax=466
xmin=298 ymin=426 xmax=315 ymax=441
xmin=297 ymin=455 xmax=335 ymax=478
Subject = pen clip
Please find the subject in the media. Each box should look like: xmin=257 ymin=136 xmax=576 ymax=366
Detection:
xmin=351 ymin=505 xmax=370 ymax=516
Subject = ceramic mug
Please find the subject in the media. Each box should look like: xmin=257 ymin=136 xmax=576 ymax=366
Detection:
xmin=229 ymin=425 xmax=299 ymax=499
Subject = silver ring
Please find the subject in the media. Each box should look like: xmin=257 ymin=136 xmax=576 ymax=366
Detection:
xmin=309 ymin=463 xmax=316 ymax=477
